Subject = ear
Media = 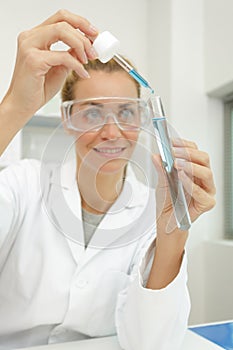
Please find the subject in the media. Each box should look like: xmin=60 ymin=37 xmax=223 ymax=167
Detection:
xmin=61 ymin=106 xmax=82 ymax=139
xmin=61 ymin=106 xmax=72 ymax=135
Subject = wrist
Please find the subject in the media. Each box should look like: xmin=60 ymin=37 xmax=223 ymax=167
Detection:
xmin=147 ymin=230 xmax=187 ymax=290
xmin=156 ymin=217 xmax=188 ymax=256
xmin=0 ymin=97 xmax=32 ymax=156
xmin=1 ymin=93 xmax=33 ymax=128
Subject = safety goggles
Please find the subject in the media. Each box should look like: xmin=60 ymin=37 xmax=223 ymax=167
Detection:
xmin=61 ymin=97 xmax=150 ymax=132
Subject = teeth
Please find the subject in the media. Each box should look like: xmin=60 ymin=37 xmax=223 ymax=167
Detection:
xmin=95 ymin=148 xmax=124 ymax=154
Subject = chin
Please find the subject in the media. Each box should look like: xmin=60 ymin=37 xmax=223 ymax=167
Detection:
xmin=76 ymin=149 xmax=131 ymax=175
xmin=98 ymin=159 xmax=128 ymax=174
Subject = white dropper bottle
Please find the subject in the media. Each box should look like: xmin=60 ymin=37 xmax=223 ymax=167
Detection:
xmin=92 ymin=31 xmax=154 ymax=92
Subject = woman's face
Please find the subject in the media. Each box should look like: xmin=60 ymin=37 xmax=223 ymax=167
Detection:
xmin=72 ymin=70 xmax=140 ymax=174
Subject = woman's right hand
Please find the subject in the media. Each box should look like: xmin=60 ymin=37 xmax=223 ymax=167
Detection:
xmin=2 ymin=9 xmax=98 ymax=120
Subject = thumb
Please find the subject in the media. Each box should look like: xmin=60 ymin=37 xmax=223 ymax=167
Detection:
xmin=151 ymin=154 xmax=168 ymax=188
xmin=152 ymin=153 xmax=179 ymax=233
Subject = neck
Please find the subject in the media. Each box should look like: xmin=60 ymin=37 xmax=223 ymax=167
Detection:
xmin=76 ymin=160 xmax=126 ymax=214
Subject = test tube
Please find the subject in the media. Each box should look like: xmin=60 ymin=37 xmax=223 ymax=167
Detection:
xmin=149 ymin=95 xmax=191 ymax=231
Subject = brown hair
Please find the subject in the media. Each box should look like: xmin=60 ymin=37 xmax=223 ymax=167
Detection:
xmin=61 ymin=58 xmax=141 ymax=102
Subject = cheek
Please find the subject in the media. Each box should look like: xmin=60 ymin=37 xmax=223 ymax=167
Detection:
xmin=74 ymin=133 xmax=95 ymax=160
xmin=75 ymin=133 xmax=93 ymax=148
xmin=123 ymin=131 xmax=140 ymax=145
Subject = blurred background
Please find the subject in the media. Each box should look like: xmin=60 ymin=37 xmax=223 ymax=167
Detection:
xmin=0 ymin=0 xmax=232 ymax=325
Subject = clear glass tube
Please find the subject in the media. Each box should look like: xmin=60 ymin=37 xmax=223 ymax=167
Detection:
xmin=149 ymin=95 xmax=191 ymax=231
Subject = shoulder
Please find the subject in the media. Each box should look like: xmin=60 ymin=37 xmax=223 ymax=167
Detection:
xmin=0 ymin=159 xmax=44 ymax=215
xmin=0 ymin=159 xmax=41 ymax=185
xmin=0 ymin=159 xmax=59 ymax=198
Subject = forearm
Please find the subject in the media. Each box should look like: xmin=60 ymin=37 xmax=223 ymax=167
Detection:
xmin=0 ymin=97 xmax=31 ymax=156
xmin=146 ymin=224 xmax=188 ymax=290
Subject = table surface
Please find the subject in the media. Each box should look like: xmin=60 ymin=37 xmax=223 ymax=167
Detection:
xmin=17 ymin=330 xmax=223 ymax=350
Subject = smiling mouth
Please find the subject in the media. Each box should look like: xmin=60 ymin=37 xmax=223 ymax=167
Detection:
xmin=93 ymin=147 xmax=126 ymax=157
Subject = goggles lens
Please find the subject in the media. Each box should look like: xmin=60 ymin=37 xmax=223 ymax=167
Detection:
xmin=62 ymin=97 xmax=150 ymax=132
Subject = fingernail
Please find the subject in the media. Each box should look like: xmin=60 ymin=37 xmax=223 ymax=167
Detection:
xmin=172 ymin=138 xmax=183 ymax=146
xmin=89 ymin=25 xmax=99 ymax=34
xmin=173 ymin=147 xmax=183 ymax=156
xmin=82 ymin=52 xmax=88 ymax=64
xmin=79 ymin=68 xmax=90 ymax=79
xmin=88 ymin=47 xmax=98 ymax=60
xmin=175 ymin=159 xmax=186 ymax=168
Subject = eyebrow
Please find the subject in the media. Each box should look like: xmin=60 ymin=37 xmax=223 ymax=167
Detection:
xmin=78 ymin=101 xmax=104 ymax=108
xmin=118 ymin=103 xmax=136 ymax=108
xmin=78 ymin=101 xmax=136 ymax=109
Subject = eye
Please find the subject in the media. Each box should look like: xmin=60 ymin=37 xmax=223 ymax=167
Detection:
xmin=118 ymin=108 xmax=135 ymax=122
xmin=82 ymin=107 xmax=102 ymax=123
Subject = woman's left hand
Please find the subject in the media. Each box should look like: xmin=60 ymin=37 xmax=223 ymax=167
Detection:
xmin=147 ymin=139 xmax=216 ymax=289
xmin=173 ymin=138 xmax=216 ymax=221
xmin=153 ymin=138 xmax=216 ymax=232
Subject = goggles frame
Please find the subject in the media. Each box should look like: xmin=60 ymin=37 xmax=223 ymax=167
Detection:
xmin=61 ymin=97 xmax=151 ymax=132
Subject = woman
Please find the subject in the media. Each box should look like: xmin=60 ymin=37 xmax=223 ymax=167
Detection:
xmin=0 ymin=10 xmax=216 ymax=350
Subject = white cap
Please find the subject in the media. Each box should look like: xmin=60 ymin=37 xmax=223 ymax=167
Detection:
xmin=93 ymin=31 xmax=120 ymax=63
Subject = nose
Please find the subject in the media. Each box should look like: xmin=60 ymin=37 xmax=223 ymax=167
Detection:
xmin=100 ymin=113 xmax=122 ymax=139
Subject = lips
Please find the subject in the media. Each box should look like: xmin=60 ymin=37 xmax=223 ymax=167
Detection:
xmin=93 ymin=147 xmax=126 ymax=158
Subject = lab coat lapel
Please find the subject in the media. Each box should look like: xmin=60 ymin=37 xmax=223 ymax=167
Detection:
xmin=43 ymin=160 xmax=150 ymax=268
xmin=43 ymin=160 xmax=86 ymax=265
xmin=79 ymin=166 xmax=150 ymax=267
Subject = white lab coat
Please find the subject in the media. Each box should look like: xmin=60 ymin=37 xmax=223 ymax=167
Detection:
xmin=0 ymin=159 xmax=190 ymax=350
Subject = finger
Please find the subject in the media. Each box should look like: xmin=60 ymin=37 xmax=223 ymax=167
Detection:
xmin=179 ymin=170 xmax=216 ymax=217
xmin=173 ymin=146 xmax=211 ymax=168
xmin=50 ymin=24 xmax=98 ymax=61
xmin=152 ymin=154 xmax=177 ymax=232
xmin=35 ymin=50 xmax=90 ymax=79
xmin=172 ymin=138 xmax=198 ymax=150
xmin=152 ymin=154 xmax=172 ymax=209
xmin=175 ymin=159 xmax=216 ymax=195
xmin=37 ymin=9 xmax=98 ymax=37
xmin=152 ymin=154 xmax=168 ymax=188
xmin=48 ymin=25 xmax=95 ymax=63
xmin=24 ymin=23 xmax=97 ymax=63
xmin=70 ymin=31 xmax=98 ymax=60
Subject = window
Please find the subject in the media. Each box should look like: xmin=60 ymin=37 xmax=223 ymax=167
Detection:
xmin=224 ymin=100 xmax=233 ymax=238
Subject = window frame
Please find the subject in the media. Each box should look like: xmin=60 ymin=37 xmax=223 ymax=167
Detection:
xmin=224 ymin=99 xmax=233 ymax=238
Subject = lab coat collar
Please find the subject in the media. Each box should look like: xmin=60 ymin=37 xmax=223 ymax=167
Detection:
xmin=57 ymin=157 xmax=148 ymax=209
xmin=46 ymin=158 xmax=151 ymax=267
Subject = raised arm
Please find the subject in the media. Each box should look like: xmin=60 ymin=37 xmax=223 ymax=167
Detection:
xmin=0 ymin=9 xmax=98 ymax=156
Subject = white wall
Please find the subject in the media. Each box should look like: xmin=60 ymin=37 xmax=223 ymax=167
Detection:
xmin=204 ymin=240 xmax=233 ymax=322
xmin=204 ymin=0 xmax=233 ymax=97
xmin=147 ymin=0 xmax=172 ymax=115
xmin=0 ymin=0 xmax=148 ymax=100
xmin=148 ymin=0 xmax=226 ymax=324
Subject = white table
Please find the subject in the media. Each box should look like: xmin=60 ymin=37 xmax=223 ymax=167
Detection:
xmin=182 ymin=330 xmax=222 ymax=349
xmin=17 ymin=330 xmax=223 ymax=350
